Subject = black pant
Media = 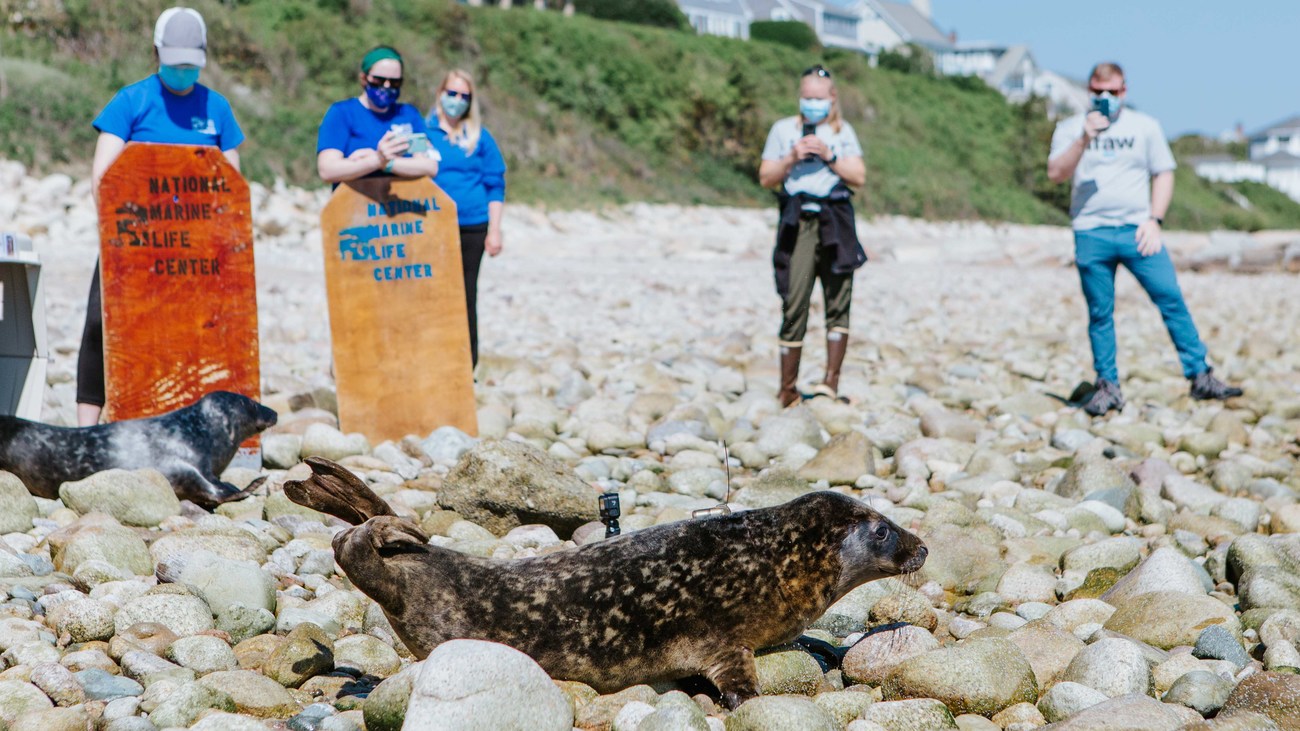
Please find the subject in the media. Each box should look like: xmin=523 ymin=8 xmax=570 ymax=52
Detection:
xmin=460 ymin=224 xmax=488 ymax=367
xmin=76 ymin=264 xmax=105 ymax=407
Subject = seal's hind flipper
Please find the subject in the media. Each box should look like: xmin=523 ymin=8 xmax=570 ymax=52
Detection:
xmin=284 ymin=456 xmax=396 ymax=525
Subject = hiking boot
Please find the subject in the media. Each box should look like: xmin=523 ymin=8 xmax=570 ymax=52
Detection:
xmin=1082 ymin=379 xmax=1124 ymax=416
xmin=1189 ymin=369 xmax=1243 ymax=400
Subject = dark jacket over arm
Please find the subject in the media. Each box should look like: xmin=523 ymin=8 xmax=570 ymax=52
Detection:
xmin=772 ymin=185 xmax=866 ymax=298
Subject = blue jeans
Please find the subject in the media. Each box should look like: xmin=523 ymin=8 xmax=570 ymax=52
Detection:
xmin=1074 ymin=225 xmax=1208 ymax=382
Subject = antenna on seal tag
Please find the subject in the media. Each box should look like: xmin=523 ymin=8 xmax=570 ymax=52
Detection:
xmin=692 ymin=441 xmax=733 ymax=519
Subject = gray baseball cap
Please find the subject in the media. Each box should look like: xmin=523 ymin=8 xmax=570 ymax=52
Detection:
xmin=154 ymin=7 xmax=207 ymax=68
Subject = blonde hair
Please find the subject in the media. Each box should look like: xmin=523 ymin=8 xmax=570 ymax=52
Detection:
xmin=1090 ymin=62 xmax=1125 ymax=83
xmin=435 ymin=69 xmax=481 ymax=154
xmin=799 ymin=74 xmax=843 ymax=134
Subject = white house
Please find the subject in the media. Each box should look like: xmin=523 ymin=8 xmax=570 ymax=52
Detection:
xmin=1190 ymin=154 xmax=1266 ymax=184
xmin=1248 ymin=116 xmax=1300 ymax=160
xmin=1188 ymin=116 xmax=1300 ymax=202
xmin=678 ymin=0 xmax=752 ymax=39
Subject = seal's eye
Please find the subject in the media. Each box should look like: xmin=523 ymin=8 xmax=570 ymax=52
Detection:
xmin=873 ymin=525 xmax=890 ymax=541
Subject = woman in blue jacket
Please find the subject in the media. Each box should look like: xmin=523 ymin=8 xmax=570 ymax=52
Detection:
xmin=426 ymin=69 xmax=506 ymax=368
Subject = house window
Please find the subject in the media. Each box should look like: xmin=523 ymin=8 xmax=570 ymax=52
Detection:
xmin=824 ymin=12 xmax=857 ymax=37
xmin=773 ymin=10 xmax=791 ymax=20
xmin=690 ymin=14 xmax=707 ymax=33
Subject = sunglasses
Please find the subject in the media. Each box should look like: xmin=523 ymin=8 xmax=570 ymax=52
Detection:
xmin=1087 ymin=87 xmax=1124 ymax=95
xmin=366 ymin=75 xmax=403 ymax=89
xmin=802 ymin=65 xmax=831 ymax=79
xmin=444 ymin=89 xmax=472 ymax=100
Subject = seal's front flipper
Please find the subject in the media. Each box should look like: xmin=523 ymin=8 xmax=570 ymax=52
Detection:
xmin=705 ymin=646 xmax=759 ymax=710
xmin=366 ymin=515 xmax=431 ymax=555
xmin=284 ymin=456 xmax=396 ymax=525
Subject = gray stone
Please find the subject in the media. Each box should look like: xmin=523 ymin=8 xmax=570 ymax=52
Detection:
xmin=842 ymin=625 xmax=939 ymax=686
xmin=1037 ymin=681 xmax=1108 ymax=723
xmin=362 ymin=664 xmax=416 ymax=731
xmin=1104 ymin=591 xmax=1240 ymax=650
xmin=881 ymin=638 xmax=1037 ymax=717
xmin=47 ymin=514 xmax=153 ymax=575
xmin=217 ymin=603 xmax=277 ymax=645
xmin=754 ymin=647 xmax=823 ymax=697
xmin=1192 ymin=624 xmax=1251 ymax=668
xmin=1100 ymin=546 xmax=1209 ymax=604
xmin=76 ymin=668 xmax=144 ymax=701
xmin=146 ymin=681 xmax=236 ymax=727
xmin=300 ymin=424 xmax=370 ymax=461
xmin=754 ymin=408 xmax=825 ymax=458
xmin=1037 ymin=693 xmax=1199 ymax=730
xmin=796 ymin=432 xmax=875 ymax=485
xmin=0 ymin=681 xmax=54 ymax=728
xmin=262 ymin=433 xmax=303 ymax=470
xmin=166 ymin=635 xmax=238 ymax=675
xmin=1059 ymin=637 xmax=1151 ymax=697
xmin=403 ymin=640 xmax=572 ymax=730
xmin=420 ymin=426 xmax=479 ymax=463
xmin=174 ymin=549 xmax=277 ymax=615
xmin=1162 ymin=670 xmax=1233 ymax=717
xmin=47 ymin=597 xmax=115 ymax=642
xmin=0 ymin=471 xmax=39 ymax=533
xmin=333 ymin=634 xmax=401 ymax=678
xmin=264 ymin=622 xmax=335 ymax=688
xmin=439 ymin=440 xmax=597 ymax=538
xmin=59 ymin=468 xmax=180 ymax=526
xmin=725 ymin=695 xmax=838 ymax=731
xmin=1054 ymin=457 xmax=1136 ymax=501
xmin=859 ymin=698 xmax=958 ymax=730
xmin=197 ymin=670 xmax=300 ymax=718
xmin=114 ymin=592 xmax=214 ymax=637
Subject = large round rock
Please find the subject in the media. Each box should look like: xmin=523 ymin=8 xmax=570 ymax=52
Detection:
xmin=1103 ymin=591 xmax=1241 ymax=649
xmin=402 ymin=640 xmax=572 ymax=731
xmin=59 ymin=468 xmax=180 ymax=526
xmin=438 ymin=441 xmax=597 ymax=538
xmin=881 ymin=637 xmax=1037 ymax=716
xmin=724 ymin=696 xmax=837 ymax=731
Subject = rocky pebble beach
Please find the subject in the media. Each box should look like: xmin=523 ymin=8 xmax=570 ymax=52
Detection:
xmin=1 ymin=158 xmax=1299 ymax=729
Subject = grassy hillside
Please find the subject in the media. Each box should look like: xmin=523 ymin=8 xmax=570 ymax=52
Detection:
xmin=3 ymin=0 xmax=1298 ymax=230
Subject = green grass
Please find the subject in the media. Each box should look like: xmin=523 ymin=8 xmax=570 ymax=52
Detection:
xmin=2 ymin=0 xmax=1298 ymax=229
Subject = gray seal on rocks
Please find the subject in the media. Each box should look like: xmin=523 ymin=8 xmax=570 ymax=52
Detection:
xmin=285 ymin=456 xmax=927 ymax=708
xmin=0 ymin=390 xmax=277 ymax=509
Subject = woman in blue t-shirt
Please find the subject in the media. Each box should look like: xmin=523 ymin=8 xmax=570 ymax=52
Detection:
xmin=426 ymin=69 xmax=507 ymax=368
xmin=316 ymin=46 xmax=439 ymax=183
xmin=78 ymin=7 xmax=245 ymax=426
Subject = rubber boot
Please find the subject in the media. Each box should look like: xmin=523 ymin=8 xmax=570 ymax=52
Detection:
xmin=823 ymin=331 xmax=848 ymax=395
xmin=778 ymin=345 xmax=802 ymax=407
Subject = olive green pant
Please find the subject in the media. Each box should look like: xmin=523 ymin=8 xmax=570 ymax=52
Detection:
xmin=779 ymin=217 xmax=853 ymax=345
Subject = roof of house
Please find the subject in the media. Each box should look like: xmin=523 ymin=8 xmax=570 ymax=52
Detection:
xmin=874 ymin=0 xmax=952 ymax=50
xmin=677 ymin=0 xmax=751 ymax=17
xmin=747 ymin=0 xmax=812 ymax=23
xmin=986 ymin=44 xmax=1034 ymax=87
xmin=1248 ymin=115 xmax=1300 ymax=141
xmin=1257 ymin=151 xmax=1300 ymax=168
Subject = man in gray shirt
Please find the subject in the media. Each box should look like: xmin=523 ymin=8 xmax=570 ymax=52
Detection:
xmin=1048 ymin=62 xmax=1240 ymax=416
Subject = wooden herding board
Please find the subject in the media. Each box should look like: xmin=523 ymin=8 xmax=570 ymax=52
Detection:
xmin=320 ymin=176 xmax=477 ymax=442
xmin=97 ymin=143 xmax=260 ymax=458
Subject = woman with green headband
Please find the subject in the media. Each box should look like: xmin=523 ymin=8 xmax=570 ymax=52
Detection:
xmin=317 ymin=46 xmax=439 ymax=183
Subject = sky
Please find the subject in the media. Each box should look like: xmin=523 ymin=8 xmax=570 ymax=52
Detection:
xmin=932 ymin=0 xmax=1299 ymax=138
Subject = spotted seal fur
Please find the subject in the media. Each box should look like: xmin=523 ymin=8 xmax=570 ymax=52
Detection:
xmin=0 ymin=391 xmax=277 ymax=509
xmin=285 ymin=456 xmax=926 ymax=708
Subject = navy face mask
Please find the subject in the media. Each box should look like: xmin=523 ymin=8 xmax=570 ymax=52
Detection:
xmin=365 ymin=83 xmax=400 ymax=110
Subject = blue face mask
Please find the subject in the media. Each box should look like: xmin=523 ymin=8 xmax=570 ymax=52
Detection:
xmin=800 ymin=98 xmax=832 ymax=124
xmin=158 ymin=65 xmax=200 ymax=93
xmin=365 ymin=83 xmax=400 ymax=110
xmin=440 ymin=93 xmax=470 ymax=120
xmin=1092 ymin=92 xmax=1122 ymax=122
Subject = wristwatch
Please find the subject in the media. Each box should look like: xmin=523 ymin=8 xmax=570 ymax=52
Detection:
xmin=827 ymin=153 xmax=838 ymax=165
xmin=1151 ymin=216 xmax=1164 ymax=226
xmin=383 ymin=158 xmax=396 ymax=174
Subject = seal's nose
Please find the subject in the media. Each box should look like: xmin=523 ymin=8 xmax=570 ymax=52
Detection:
xmin=901 ymin=545 xmax=928 ymax=574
